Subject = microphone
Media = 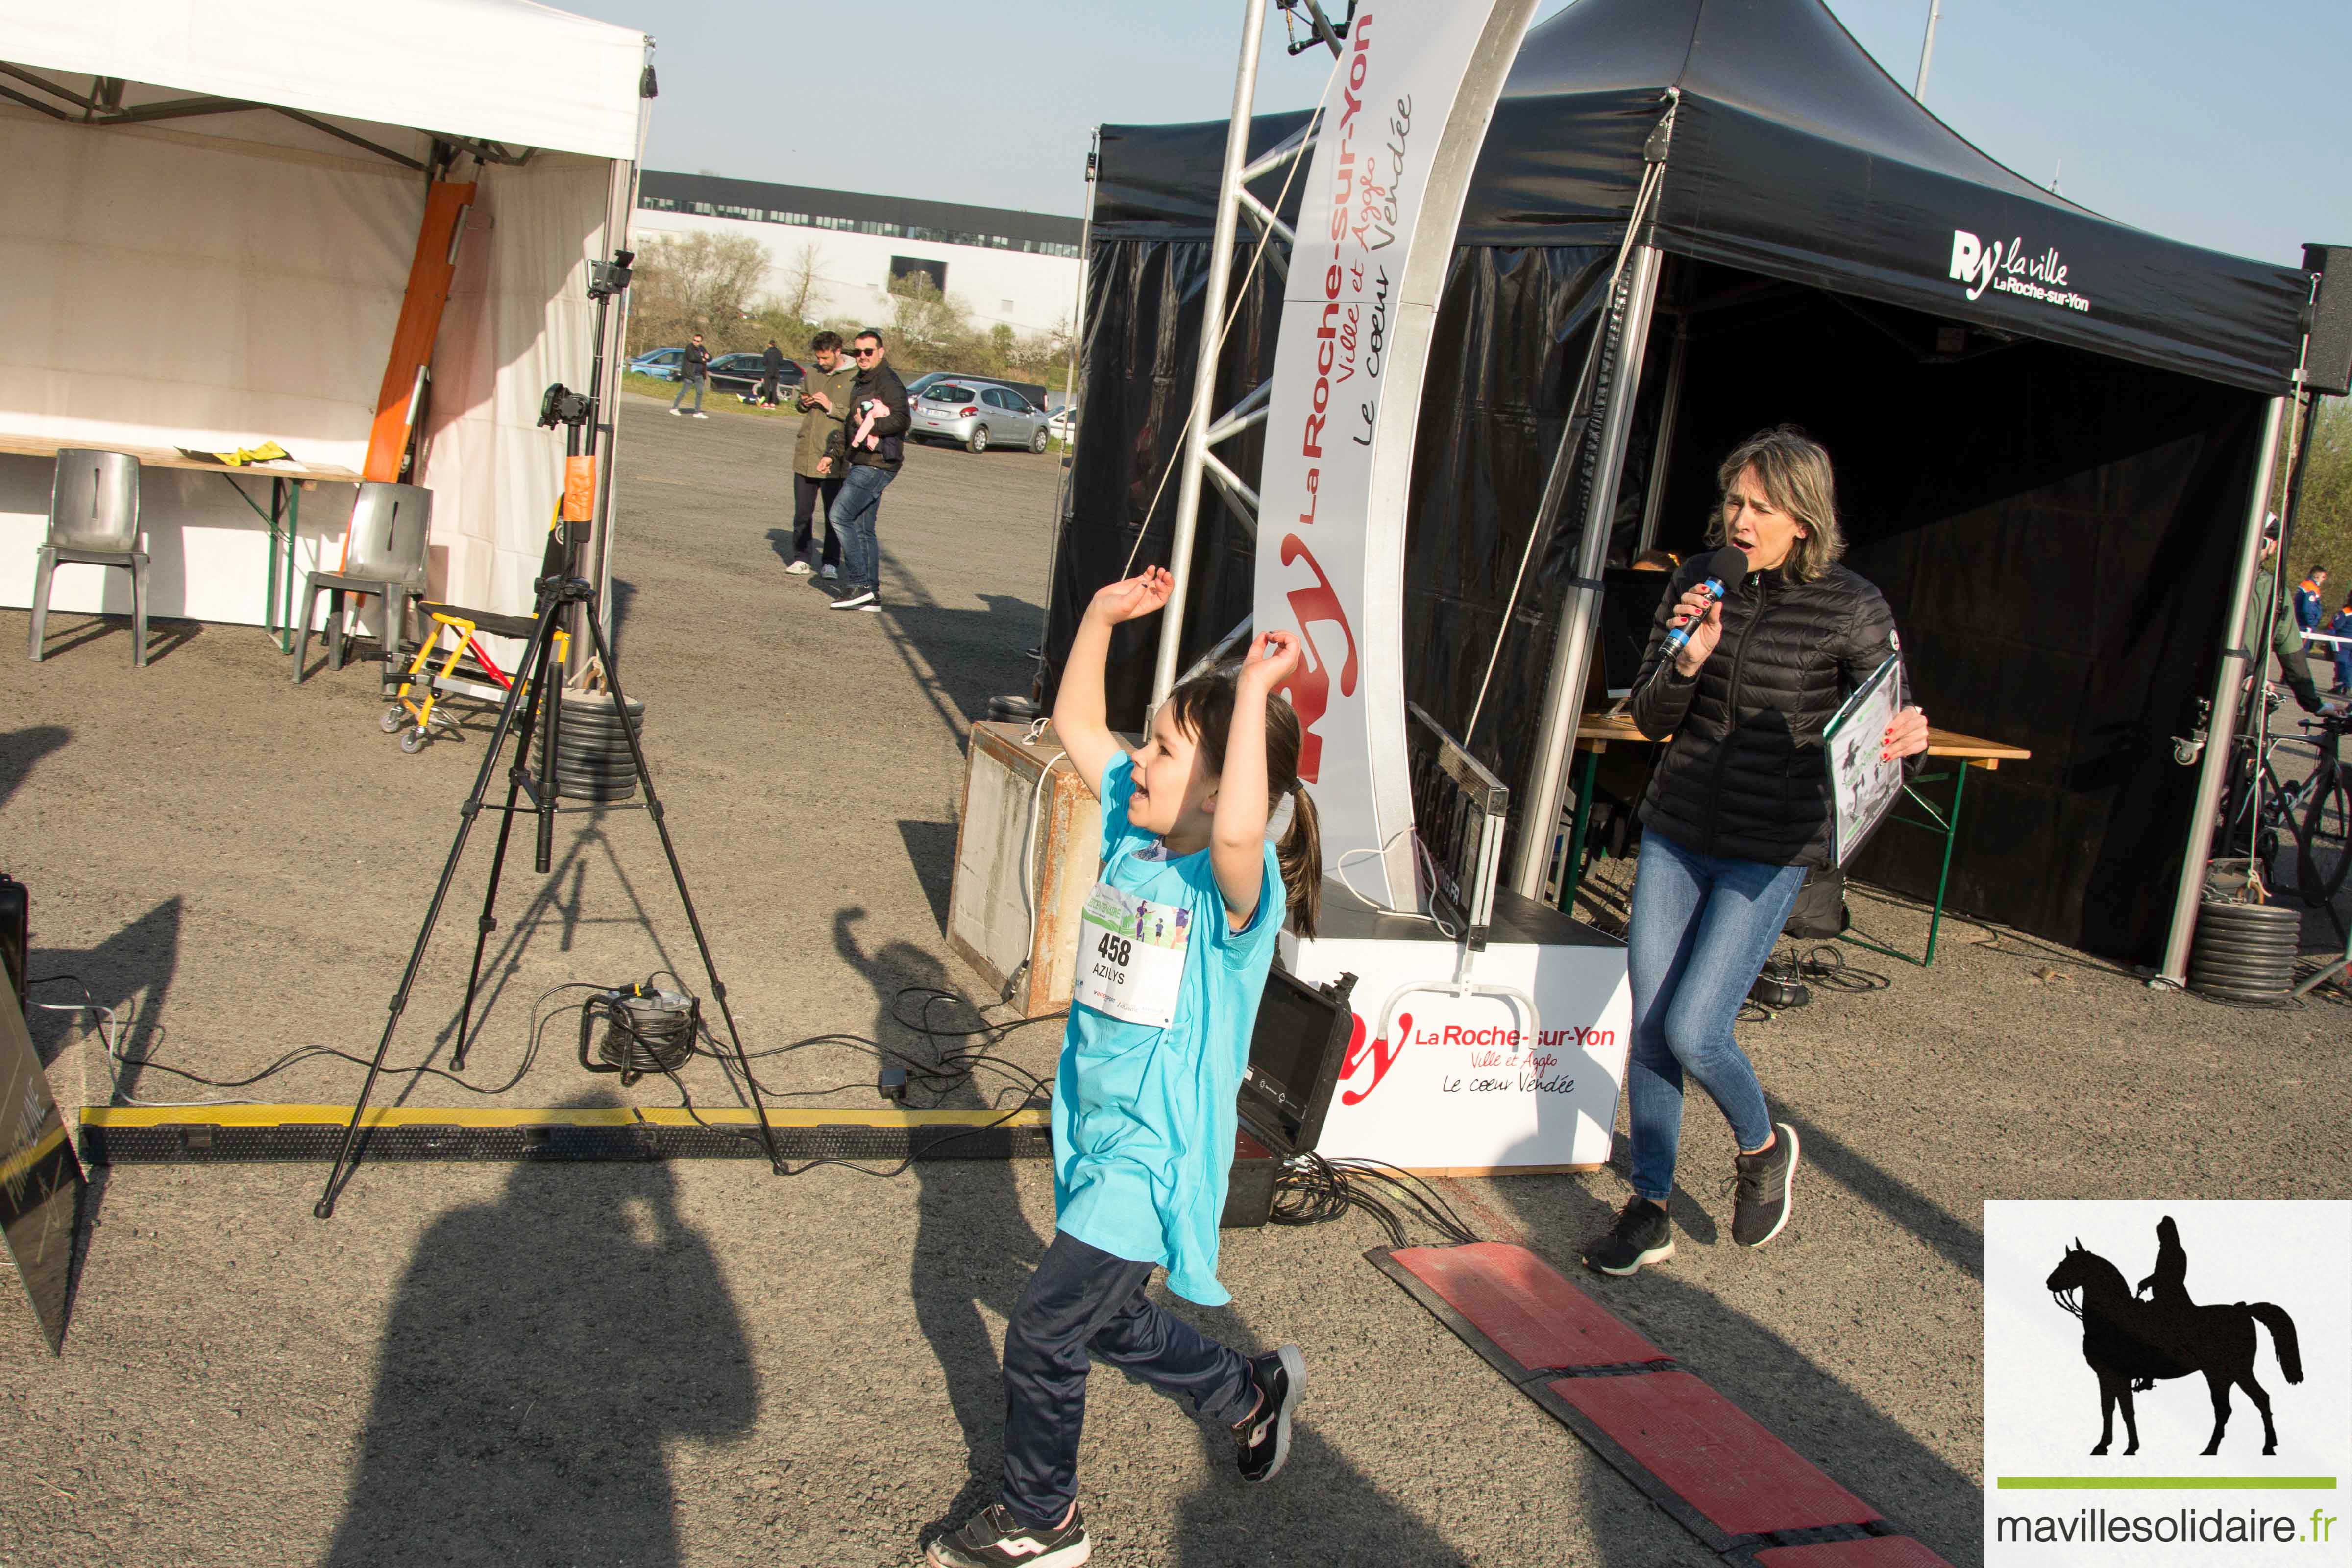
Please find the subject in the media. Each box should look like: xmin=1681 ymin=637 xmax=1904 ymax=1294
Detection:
xmin=1660 ymin=547 xmax=1749 ymax=662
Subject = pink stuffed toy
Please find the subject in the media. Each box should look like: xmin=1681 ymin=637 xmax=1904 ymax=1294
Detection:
xmin=852 ymin=398 xmax=884 ymax=451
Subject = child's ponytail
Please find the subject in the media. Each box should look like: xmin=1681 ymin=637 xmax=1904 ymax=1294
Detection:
xmin=1165 ymin=667 xmax=1323 ymax=937
xmin=1275 ymin=778 xmax=1322 ymax=938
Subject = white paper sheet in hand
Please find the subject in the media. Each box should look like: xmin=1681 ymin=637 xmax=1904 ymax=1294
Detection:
xmin=1823 ymin=653 xmax=1905 ymax=866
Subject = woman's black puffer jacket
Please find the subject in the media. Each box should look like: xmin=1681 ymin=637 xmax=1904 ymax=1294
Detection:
xmin=1627 ymin=556 xmax=1904 ymax=868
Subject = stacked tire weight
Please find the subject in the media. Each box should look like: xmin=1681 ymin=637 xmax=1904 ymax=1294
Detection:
xmin=2187 ymin=897 xmax=2300 ymax=1004
xmin=537 ymin=694 xmax=645 ymax=803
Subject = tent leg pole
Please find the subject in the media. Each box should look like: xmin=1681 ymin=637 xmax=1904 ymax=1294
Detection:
xmin=1152 ymin=0 xmax=1268 ymax=707
xmin=2156 ymin=394 xmax=2289 ymax=987
xmin=1512 ymin=244 xmax=1664 ymax=901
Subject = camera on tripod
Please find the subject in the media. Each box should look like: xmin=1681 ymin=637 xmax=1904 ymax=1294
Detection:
xmin=588 ymin=249 xmax=634 ymax=300
xmin=539 ymin=383 xmax=593 ymax=430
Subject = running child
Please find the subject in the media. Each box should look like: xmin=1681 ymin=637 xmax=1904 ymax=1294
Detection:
xmin=927 ymin=566 xmax=1323 ymax=1568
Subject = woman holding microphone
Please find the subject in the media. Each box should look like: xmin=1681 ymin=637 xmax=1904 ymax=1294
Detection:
xmin=1584 ymin=427 xmax=1929 ymax=1278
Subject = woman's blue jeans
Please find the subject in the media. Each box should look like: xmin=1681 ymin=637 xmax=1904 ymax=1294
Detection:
xmin=1623 ymin=828 xmax=1805 ymax=1203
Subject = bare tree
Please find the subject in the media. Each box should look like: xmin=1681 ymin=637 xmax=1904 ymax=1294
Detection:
xmin=626 ymin=232 xmax=770 ymax=352
xmin=2285 ymin=394 xmax=2351 ymax=587
xmin=779 ymin=240 xmax=826 ymax=329
xmin=887 ymin=272 xmax=963 ymax=365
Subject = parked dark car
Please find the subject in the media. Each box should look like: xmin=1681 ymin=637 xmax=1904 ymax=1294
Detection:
xmin=708 ymin=352 xmax=803 ymax=396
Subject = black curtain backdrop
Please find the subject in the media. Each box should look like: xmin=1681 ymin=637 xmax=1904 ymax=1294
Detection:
xmin=1046 ymin=237 xmax=1282 ymax=731
xmin=1052 ymin=241 xmax=2267 ymax=963
xmin=1647 ymin=265 xmax=2265 ymax=958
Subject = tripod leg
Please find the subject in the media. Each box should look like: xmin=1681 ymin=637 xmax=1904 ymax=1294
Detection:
xmin=450 ymin=640 xmax=560 ymax=1071
xmin=578 ymin=595 xmax=786 ymax=1174
xmin=315 ymin=601 xmax=565 ymax=1219
xmin=536 ymin=635 xmax=565 ymax=874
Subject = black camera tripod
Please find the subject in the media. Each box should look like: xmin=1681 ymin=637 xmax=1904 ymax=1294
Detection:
xmin=312 ymin=247 xmax=783 ymax=1218
xmin=313 ymin=565 xmax=785 ymax=1218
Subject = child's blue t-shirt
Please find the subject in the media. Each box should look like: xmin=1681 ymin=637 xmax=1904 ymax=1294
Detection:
xmin=1051 ymin=751 xmax=1283 ymax=1306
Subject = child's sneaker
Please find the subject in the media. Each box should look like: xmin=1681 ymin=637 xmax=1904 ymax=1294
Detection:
xmin=926 ymin=1502 xmax=1088 ymax=1568
xmin=1233 ymin=1344 xmax=1306 ymax=1483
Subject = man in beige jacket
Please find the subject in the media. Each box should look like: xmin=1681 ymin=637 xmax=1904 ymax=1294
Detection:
xmin=787 ymin=331 xmax=860 ymax=578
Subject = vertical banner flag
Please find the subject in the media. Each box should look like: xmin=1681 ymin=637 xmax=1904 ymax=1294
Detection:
xmin=1256 ymin=0 xmax=1537 ymax=910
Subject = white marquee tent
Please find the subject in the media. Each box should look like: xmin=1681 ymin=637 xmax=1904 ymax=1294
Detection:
xmin=0 ymin=0 xmax=651 ymax=651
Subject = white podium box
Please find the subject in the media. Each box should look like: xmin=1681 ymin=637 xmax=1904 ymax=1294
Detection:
xmin=1279 ymin=885 xmax=1630 ymax=1176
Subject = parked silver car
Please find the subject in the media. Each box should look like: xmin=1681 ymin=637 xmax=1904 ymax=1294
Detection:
xmin=908 ymin=379 xmax=1051 ymax=454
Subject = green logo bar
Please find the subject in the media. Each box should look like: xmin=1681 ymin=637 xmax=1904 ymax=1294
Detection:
xmin=1998 ymin=1477 xmax=2340 ymax=1491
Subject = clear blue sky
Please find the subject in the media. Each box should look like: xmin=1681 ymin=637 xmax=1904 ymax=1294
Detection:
xmin=559 ymin=0 xmax=2349 ymax=268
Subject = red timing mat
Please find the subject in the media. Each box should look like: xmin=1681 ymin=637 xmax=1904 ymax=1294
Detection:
xmin=1370 ymin=1243 xmax=1956 ymax=1568
xmin=1753 ymin=1539 xmax=1962 ymax=1567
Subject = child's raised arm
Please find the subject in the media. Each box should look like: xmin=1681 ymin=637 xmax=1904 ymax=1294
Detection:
xmin=1210 ymin=632 xmax=1300 ymax=928
xmin=1053 ymin=567 xmax=1175 ymax=799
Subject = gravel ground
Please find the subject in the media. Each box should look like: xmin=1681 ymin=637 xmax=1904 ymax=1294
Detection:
xmin=2 ymin=397 xmax=2347 ymax=1567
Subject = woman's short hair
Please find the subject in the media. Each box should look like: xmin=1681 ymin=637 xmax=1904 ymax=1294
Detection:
xmin=1708 ymin=425 xmax=1846 ymax=582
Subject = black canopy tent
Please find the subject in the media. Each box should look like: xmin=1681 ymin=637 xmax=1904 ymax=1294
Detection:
xmin=1048 ymin=0 xmax=2309 ymax=965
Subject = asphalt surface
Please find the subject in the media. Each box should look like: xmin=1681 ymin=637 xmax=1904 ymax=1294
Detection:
xmin=2 ymin=395 xmax=2347 ymax=1566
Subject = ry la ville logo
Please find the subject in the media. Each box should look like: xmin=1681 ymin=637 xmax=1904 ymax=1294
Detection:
xmin=1950 ymin=228 xmax=2091 ymax=313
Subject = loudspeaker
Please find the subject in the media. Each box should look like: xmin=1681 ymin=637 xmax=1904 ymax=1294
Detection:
xmin=2304 ymin=244 xmax=2352 ymax=398
xmin=1220 ymin=967 xmax=1357 ymax=1229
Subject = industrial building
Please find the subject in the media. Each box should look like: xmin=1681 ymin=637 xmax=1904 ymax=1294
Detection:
xmin=631 ymin=171 xmax=1084 ymax=341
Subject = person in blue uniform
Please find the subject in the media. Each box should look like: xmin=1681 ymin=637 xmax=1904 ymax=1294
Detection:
xmin=928 ymin=567 xmax=1325 ymax=1568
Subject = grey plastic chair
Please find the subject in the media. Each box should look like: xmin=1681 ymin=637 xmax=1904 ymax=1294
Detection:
xmin=29 ymin=448 xmax=147 ymax=666
xmin=293 ymin=482 xmax=432 ymax=686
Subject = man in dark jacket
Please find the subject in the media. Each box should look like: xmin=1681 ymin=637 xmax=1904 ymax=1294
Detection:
xmin=788 ymin=331 xmax=858 ymax=578
xmin=758 ymin=339 xmax=786 ymax=407
xmin=820 ymin=328 xmax=910 ymax=612
xmin=669 ymin=334 xmax=711 ymax=418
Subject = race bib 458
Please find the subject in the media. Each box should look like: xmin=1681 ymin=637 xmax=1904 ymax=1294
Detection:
xmin=1072 ymin=881 xmax=1192 ymax=1029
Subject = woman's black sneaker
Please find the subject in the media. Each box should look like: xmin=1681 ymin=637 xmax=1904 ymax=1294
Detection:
xmin=1233 ymin=1344 xmax=1306 ymax=1483
xmin=1731 ymin=1121 xmax=1800 ymax=1248
xmin=1583 ymin=1196 xmax=1674 ymax=1276
xmin=926 ymin=1502 xmax=1089 ymax=1568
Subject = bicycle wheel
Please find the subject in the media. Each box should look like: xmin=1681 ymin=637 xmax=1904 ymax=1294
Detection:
xmin=2295 ymin=765 xmax=2352 ymax=906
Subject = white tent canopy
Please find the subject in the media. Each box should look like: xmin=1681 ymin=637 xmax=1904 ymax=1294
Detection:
xmin=2 ymin=0 xmax=647 ymax=161
xmin=0 ymin=0 xmax=649 ymax=649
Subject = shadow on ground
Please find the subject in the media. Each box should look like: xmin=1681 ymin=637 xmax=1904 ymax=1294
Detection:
xmin=1 ymin=724 xmax=71 ymax=812
xmin=29 ymin=616 xmax=201 ymax=667
xmin=896 ymin=820 xmax=959 ymax=935
xmin=1166 ymin=1322 xmax=1476 ymax=1566
xmin=323 ymin=1146 xmax=755 ymax=1567
xmin=833 ymin=907 xmax=1049 ymax=1544
xmin=874 ymin=537 xmax=1039 ymax=735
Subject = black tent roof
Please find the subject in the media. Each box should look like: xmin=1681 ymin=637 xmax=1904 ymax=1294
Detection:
xmin=1094 ymin=0 xmax=2307 ymax=393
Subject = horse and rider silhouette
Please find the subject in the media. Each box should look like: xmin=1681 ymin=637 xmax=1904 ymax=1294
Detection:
xmin=2046 ymin=1217 xmax=2303 ymax=1457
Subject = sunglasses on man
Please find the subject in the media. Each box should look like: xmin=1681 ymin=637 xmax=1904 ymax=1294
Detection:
xmin=853 ymin=346 xmax=881 ymax=358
